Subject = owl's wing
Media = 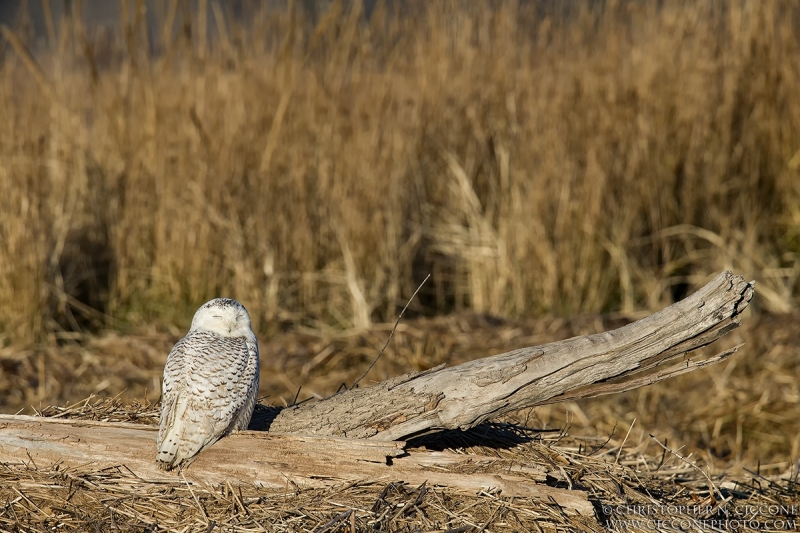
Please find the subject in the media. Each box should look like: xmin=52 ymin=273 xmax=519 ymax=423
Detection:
xmin=228 ymin=336 xmax=260 ymax=432
xmin=157 ymin=336 xmax=195 ymax=468
xmin=157 ymin=333 xmax=254 ymax=469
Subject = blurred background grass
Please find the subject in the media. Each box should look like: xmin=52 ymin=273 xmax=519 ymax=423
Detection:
xmin=0 ymin=0 xmax=798 ymax=473
xmin=1 ymin=0 xmax=798 ymax=343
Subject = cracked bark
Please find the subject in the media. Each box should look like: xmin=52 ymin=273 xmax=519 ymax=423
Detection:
xmin=269 ymin=271 xmax=754 ymax=441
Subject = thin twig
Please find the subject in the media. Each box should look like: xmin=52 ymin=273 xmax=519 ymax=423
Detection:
xmin=615 ymin=418 xmax=636 ymax=465
xmin=649 ymin=434 xmax=725 ymax=503
xmin=181 ymin=470 xmax=209 ymax=524
xmin=475 ymin=503 xmax=504 ymax=533
xmin=291 ymin=386 xmax=302 ymax=406
xmin=588 ymin=422 xmax=617 ymax=456
xmin=314 ymin=509 xmax=352 ymax=533
xmin=351 ymin=274 xmax=430 ymax=389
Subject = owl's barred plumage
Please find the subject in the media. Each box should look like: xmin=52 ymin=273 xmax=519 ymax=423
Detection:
xmin=157 ymin=298 xmax=259 ymax=470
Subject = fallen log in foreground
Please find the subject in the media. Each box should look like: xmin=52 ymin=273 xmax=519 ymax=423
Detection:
xmin=0 ymin=414 xmax=594 ymax=516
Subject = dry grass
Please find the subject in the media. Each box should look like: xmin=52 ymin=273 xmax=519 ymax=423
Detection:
xmin=2 ymin=396 xmax=798 ymax=532
xmin=0 ymin=1 xmax=798 ymax=345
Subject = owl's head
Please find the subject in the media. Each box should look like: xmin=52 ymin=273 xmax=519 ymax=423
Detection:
xmin=190 ymin=298 xmax=254 ymax=338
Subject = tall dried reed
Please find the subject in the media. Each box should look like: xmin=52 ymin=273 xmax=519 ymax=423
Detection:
xmin=1 ymin=0 xmax=798 ymax=345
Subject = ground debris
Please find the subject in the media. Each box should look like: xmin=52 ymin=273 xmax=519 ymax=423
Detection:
xmin=0 ymin=399 xmax=797 ymax=532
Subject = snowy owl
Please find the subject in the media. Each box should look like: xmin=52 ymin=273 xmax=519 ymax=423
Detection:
xmin=157 ymin=298 xmax=260 ymax=470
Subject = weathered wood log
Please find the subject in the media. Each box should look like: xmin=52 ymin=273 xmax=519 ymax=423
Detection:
xmin=0 ymin=414 xmax=594 ymax=516
xmin=270 ymin=271 xmax=754 ymax=440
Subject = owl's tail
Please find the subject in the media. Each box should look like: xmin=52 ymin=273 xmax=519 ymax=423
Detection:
xmin=157 ymin=396 xmax=207 ymax=470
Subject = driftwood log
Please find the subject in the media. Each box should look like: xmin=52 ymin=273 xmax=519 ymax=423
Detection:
xmin=0 ymin=415 xmax=594 ymax=515
xmin=270 ymin=271 xmax=753 ymax=440
xmin=0 ymin=271 xmax=753 ymax=508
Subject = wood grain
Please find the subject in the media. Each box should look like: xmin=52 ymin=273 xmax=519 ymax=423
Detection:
xmin=270 ymin=271 xmax=753 ymax=440
xmin=0 ymin=414 xmax=593 ymax=515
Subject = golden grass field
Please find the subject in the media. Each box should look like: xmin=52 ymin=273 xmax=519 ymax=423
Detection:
xmin=1 ymin=0 xmax=799 ymax=344
xmin=0 ymin=1 xmax=799 ymax=531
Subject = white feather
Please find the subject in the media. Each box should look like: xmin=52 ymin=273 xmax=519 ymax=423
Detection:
xmin=156 ymin=298 xmax=260 ymax=470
